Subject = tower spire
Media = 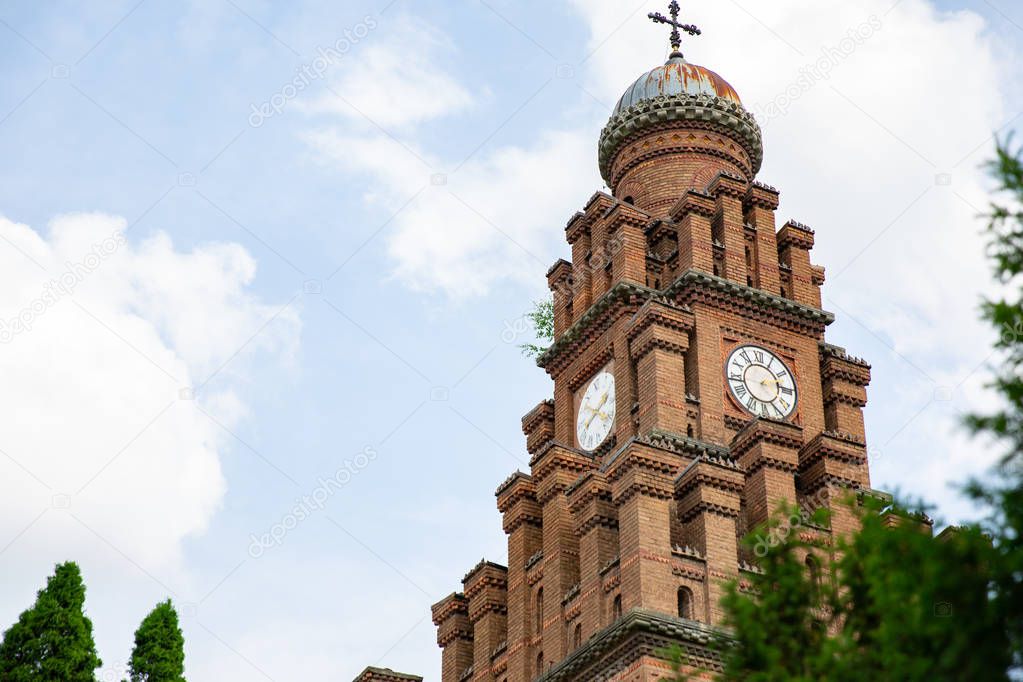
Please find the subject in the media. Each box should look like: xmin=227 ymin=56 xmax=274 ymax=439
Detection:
xmin=647 ymin=1 xmax=701 ymax=59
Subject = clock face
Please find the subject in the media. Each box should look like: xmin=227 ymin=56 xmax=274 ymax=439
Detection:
xmin=726 ymin=344 xmax=798 ymax=420
xmin=576 ymin=371 xmax=616 ymax=452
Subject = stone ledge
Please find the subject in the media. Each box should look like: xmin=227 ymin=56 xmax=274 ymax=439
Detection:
xmin=536 ymin=608 xmax=728 ymax=682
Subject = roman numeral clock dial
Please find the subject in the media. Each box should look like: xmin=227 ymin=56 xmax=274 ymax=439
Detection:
xmin=576 ymin=370 xmax=616 ymax=452
xmin=726 ymin=344 xmax=798 ymax=420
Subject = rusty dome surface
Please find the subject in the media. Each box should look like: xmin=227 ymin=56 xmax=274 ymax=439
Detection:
xmin=613 ymin=56 xmax=742 ymax=115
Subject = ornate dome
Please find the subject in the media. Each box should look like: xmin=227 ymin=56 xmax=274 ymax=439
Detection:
xmin=598 ymin=55 xmax=763 ymax=189
xmin=613 ymin=56 xmax=742 ymax=115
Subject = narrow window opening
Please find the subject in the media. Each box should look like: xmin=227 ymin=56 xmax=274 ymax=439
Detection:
xmin=677 ymin=587 xmax=694 ymax=620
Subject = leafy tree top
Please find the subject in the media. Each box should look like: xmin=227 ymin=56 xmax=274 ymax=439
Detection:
xmin=0 ymin=561 xmax=102 ymax=681
xmin=127 ymin=600 xmax=185 ymax=682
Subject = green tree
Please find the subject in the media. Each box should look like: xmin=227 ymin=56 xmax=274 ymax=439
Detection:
xmin=966 ymin=135 xmax=1023 ymax=670
xmin=695 ymin=500 xmax=1008 ymax=682
xmin=520 ymin=298 xmax=554 ymax=358
xmin=126 ymin=600 xmax=185 ymax=682
xmin=0 ymin=561 xmax=102 ymax=681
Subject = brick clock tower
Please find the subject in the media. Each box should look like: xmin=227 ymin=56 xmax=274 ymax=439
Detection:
xmin=364 ymin=6 xmax=878 ymax=682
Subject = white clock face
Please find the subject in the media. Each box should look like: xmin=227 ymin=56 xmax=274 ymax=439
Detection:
xmin=726 ymin=345 xmax=798 ymax=420
xmin=576 ymin=371 xmax=616 ymax=452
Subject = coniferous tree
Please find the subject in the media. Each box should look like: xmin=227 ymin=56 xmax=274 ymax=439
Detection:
xmin=126 ymin=600 xmax=185 ymax=682
xmin=0 ymin=561 xmax=102 ymax=681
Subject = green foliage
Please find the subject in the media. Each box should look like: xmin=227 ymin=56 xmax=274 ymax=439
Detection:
xmin=670 ymin=500 xmax=1009 ymax=682
xmin=0 ymin=561 xmax=102 ymax=681
xmin=966 ymin=134 xmax=1023 ymax=671
xmin=520 ymin=298 xmax=555 ymax=359
xmin=127 ymin=600 xmax=185 ymax=682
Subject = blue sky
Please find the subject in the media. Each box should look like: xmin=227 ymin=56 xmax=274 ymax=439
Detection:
xmin=0 ymin=0 xmax=1021 ymax=679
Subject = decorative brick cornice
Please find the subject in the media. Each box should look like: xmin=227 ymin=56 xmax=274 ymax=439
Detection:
xmin=432 ymin=593 xmax=472 ymax=648
xmin=744 ymin=181 xmax=780 ymax=211
xmin=626 ymin=298 xmax=694 ymax=339
xmin=496 ymin=472 xmax=542 ymax=534
xmin=495 ymin=470 xmax=532 ymax=501
xmin=626 ymin=299 xmax=694 ymax=361
xmin=708 ymin=172 xmax=747 ymax=199
xmin=669 ymin=190 xmax=716 ymax=221
xmin=605 ymin=201 xmax=651 ymax=233
xmin=525 ymin=549 xmax=543 ymax=571
xmin=521 ymin=399 xmax=556 ymax=455
xmin=798 ymin=433 xmax=869 ymax=496
xmin=820 ymin=344 xmax=871 ymax=385
xmin=603 ymin=440 xmax=686 ymax=484
xmin=597 ymin=92 xmax=763 ymax=184
xmin=567 ymin=471 xmax=618 ymax=536
xmin=565 ymin=211 xmax=587 ymax=244
xmin=777 ymin=220 xmax=816 ymax=250
xmin=462 ymin=560 xmax=508 ymax=594
xmin=462 ymin=561 xmax=509 ymax=623
xmin=546 ymin=258 xmax=572 ymax=284
xmin=542 ymin=271 xmax=834 ymax=373
xmin=431 ymin=592 xmax=469 ymax=626
xmin=522 ymin=399 xmax=555 ymax=435
xmin=674 ymin=456 xmax=746 ymax=522
xmin=567 ymin=346 xmax=614 ymax=393
xmin=640 ymin=430 xmax=733 ymax=462
xmin=536 ymin=609 xmax=725 ymax=682
xmin=353 ymin=666 xmax=424 ymax=682
xmin=667 ymin=269 xmax=834 ymax=335
xmin=531 ymin=443 xmax=598 ymax=503
xmin=538 ymin=281 xmax=652 ymax=375
xmin=601 ymin=441 xmax=691 ymax=506
xmin=730 ymin=418 xmax=804 ymax=460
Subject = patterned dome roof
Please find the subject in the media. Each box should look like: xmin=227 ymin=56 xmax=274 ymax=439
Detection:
xmin=613 ymin=56 xmax=741 ymax=115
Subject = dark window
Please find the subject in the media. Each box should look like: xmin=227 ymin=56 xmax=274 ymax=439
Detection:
xmin=536 ymin=652 xmax=544 ymax=676
xmin=612 ymin=594 xmax=623 ymax=621
xmin=536 ymin=588 xmax=544 ymax=632
xmin=677 ymin=587 xmax=694 ymax=619
xmin=573 ymin=623 xmax=582 ymax=648
xmin=806 ymin=555 xmax=823 ymax=596
xmin=623 ymin=196 xmax=635 ymax=205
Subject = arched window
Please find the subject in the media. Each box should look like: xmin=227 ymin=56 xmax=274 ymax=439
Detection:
xmin=535 ymin=588 xmax=544 ymax=632
xmin=623 ymin=195 xmax=635 ymax=205
xmin=536 ymin=652 xmax=544 ymax=676
xmin=806 ymin=555 xmax=823 ymax=597
xmin=612 ymin=594 xmax=623 ymax=621
xmin=573 ymin=623 xmax=582 ymax=649
xmin=677 ymin=586 xmax=694 ymax=620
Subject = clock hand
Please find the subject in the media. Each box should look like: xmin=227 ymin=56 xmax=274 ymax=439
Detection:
xmin=584 ymin=392 xmax=610 ymax=429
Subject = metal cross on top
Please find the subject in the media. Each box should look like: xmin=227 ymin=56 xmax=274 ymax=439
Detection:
xmin=648 ymin=1 xmax=701 ymax=58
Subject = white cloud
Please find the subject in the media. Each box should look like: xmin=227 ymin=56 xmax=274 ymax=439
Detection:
xmin=303 ymin=16 xmax=475 ymax=130
xmin=0 ymin=211 xmax=299 ymax=575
